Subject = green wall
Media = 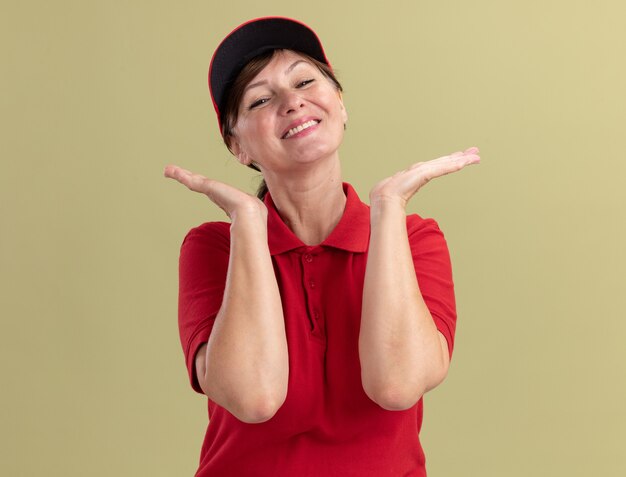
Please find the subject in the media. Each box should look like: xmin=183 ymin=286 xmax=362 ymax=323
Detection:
xmin=2 ymin=1 xmax=624 ymax=475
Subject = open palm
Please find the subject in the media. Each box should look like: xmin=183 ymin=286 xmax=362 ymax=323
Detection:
xmin=164 ymin=164 xmax=267 ymax=220
xmin=369 ymin=147 xmax=480 ymax=207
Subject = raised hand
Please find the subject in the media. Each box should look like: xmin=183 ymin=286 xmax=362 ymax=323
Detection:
xmin=369 ymin=147 xmax=480 ymax=208
xmin=164 ymin=164 xmax=267 ymax=220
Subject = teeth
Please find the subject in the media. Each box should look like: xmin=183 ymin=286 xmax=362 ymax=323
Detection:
xmin=284 ymin=120 xmax=318 ymax=139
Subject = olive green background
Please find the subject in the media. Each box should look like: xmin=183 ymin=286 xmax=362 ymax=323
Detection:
xmin=2 ymin=0 xmax=624 ymax=475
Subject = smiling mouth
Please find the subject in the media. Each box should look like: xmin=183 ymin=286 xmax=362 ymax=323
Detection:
xmin=282 ymin=120 xmax=321 ymax=139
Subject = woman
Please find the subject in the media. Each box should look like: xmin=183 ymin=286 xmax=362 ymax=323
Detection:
xmin=165 ymin=16 xmax=479 ymax=477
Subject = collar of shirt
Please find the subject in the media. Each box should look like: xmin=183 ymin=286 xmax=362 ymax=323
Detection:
xmin=263 ymin=182 xmax=370 ymax=256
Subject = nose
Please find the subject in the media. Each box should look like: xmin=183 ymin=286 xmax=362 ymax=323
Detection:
xmin=280 ymin=91 xmax=305 ymax=115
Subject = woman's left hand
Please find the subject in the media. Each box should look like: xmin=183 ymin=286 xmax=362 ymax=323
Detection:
xmin=369 ymin=146 xmax=480 ymax=208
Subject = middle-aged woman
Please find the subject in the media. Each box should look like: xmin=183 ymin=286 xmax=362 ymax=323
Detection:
xmin=165 ymin=17 xmax=480 ymax=477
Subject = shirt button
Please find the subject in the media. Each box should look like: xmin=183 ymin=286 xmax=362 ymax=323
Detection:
xmin=313 ymin=311 xmax=319 ymax=320
xmin=309 ymin=281 xmax=316 ymax=288
xmin=304 ymin=253 xmax=313 ymax=263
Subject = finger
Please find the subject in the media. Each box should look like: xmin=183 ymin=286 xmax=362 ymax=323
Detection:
xmin=447 ymin=151 xmax=480 ymax=165
xmin=463 ymin=153 xmax=481 ymax=165
xmin=406 ymin=154 xmax=479 ymax=185
xmin=166 ymin=167 xmax=195 ymax=188
xmin=164 ymin=164 xmax=194 ymax=180
xmin=408 ymin=155 xmax=452 ymax=170
xmin=408 ymin=150 xmax=477 ymax=170
xmin=164 ymin=164 xmax=181 ymax=178
xmin=164 ymin=165 xmax=213 ymax=194
xmin=430 ymin=155 xmax=479 ymax=176
xmin=451 ymin=148 xmax=480 ymax=161
xmin=165 ymin=165 xmax=200 ymax=187
xmin=184 ymin=173 xmax=217 ymax=195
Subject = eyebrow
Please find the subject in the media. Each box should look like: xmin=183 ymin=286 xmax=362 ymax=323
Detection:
xmin=244 ymin=60 xmax=309 ymax=93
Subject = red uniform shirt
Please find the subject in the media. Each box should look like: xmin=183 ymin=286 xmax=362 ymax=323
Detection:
xmin=178 ymin=182 xmax=457 ymax=477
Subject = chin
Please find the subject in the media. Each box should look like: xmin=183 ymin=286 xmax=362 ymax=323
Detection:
xmin=292 ymin=147 xmax=340 ymax=166
xmin=290 ymin=134 xmax=344 ymax=164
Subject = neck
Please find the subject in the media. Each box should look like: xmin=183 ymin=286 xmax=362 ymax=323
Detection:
xmin=263 ymin=157 xmax=346 ymax=246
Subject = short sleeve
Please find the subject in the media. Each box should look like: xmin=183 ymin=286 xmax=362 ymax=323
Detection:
xmin=406 ymin=214 xmax=457 ymax=360
xmin=178 ymin=222 xmax=230 ymax=394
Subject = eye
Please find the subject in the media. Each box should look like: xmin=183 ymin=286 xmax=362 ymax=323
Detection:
xmin=249 ymin=97 xmax=269 ymax=109
xmin=296 ymin=79 xmax=315 ymax=88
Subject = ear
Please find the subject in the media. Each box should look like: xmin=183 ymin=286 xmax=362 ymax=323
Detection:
xmin=229 ymin=138 xmax=241 ymax=157
xmin=231 ymin=142 xmax=254 ymax=166
xmin=227 ymin=137 xmax=247 ymax=164
xmin=237 ymin=151 xmax=253 ymax=166
xmin=338 ymin=91 xmax=348 ymax=124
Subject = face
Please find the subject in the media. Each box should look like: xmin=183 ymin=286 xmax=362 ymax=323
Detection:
xmin=229 ymin=50 xmax=348 ymax=174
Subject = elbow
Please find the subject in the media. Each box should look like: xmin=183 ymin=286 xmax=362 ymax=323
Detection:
xmin=238 ymin=400 xmax=280 ymax=424
xmin=202 ymin=358 xmax=289 ymax=424
xmin=423 ymin=369 xmax=448 ymax=394
xmin=363 ymin=383 xmax=426 ymax=411
xmin=232 ymin=391 xmax=287 ymax=424
xmin=363 ymin=367 xmax=449 ymax=410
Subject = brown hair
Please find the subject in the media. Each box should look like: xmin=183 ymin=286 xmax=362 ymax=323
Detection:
xmin=220 ymin=49 xmax=343 ymax=200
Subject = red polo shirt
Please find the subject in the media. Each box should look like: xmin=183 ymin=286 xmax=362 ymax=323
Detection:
xmin=178 ymin=182 xmax=457 ymax=477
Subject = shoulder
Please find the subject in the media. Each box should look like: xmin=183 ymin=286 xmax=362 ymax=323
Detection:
xmin=179 ymin=222 xmax=232 ymax=264
xmin=406 ymin=213 xmax=445 ymax=238
xmin=405 ymin=213 xmax=452 ymax=259
xmin=181 ymin=221 xmax=231 ymax=249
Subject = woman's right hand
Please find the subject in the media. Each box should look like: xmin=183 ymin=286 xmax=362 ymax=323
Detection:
xmin=164 ymin=164 xmax=267 ymax=221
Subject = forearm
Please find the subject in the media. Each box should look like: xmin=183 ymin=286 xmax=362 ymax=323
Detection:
xmin=205 ymin=210 xmax=288 ymax=417
xmin=359 ymin=200 xmax=447 ymax=410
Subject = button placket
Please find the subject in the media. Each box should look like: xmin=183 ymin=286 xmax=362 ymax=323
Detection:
xmin=301 ymin=249 xmax=324 ymax=341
